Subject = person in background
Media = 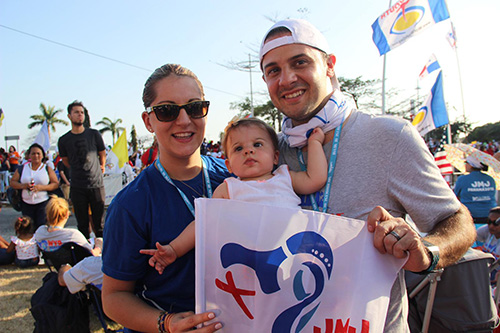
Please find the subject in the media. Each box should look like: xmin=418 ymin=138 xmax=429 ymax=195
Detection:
xmin=0 ymin=148 xmax=10 ymax=201
xmin=58 ymin=256 xmax=103 ymax=293
xmin=58 ymin=100 xmax=106 ymax=239
xmin=34 ymin=195 xmax=101 ymax=255
xmin=6 ymin=216 xmax=40 ymax=268
xmin=8 ymin=145 xmax=21 ymax=173
xmin=259 ymin=18 xmax=475 ymax=331
xmin=102 ymin=63 xmax=228 ymax=333
xmin=476 ymin=207 xmax=500 ymax=258
xmin=140 ymin=136 xmax=158 ymax=169
xmin=10 ymin=143 xmax=59 ymax=230
xmin=454 ymin=155 xmax=497 ymax=225
xmin=0 ymin=235 xmax=15 ymax=265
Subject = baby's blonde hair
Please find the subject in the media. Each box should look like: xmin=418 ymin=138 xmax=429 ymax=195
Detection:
xmin=45 ymin=195 xmax=70 ymax=226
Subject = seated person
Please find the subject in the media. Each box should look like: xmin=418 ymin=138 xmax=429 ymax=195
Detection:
xmin=58 ymin=256 xmax=103 ymax=293
xmin=34 ymin=196 xmax=101 ymax=256
xmin=476 ymin=206 xmax=500 ymax=259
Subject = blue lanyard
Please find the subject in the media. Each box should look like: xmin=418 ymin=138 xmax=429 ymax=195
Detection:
xmin=297 ymin=119 xmax=344 ymax=213
xmin=155 ymin=156 xmax=212 ymax=218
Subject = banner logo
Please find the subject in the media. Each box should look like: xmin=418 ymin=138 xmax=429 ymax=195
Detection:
xmin=391 ymin=6 xmax=425 ymax=34
xmin=216 ymin=231 xmax=333 ymax=332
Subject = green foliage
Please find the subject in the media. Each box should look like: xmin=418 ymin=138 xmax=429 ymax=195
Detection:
xmin=466 ymin=121 xmax=500 ymax=143
xmin=28 ymin=103 xmax=69 ymax=134
xmin=96 ymin=117 xmax=125 ymax=145
xmin=426 ymin=119 xmax=473 ymax=143
xmin=230 ymin=98 xmax=282 ymax=131
xmin=130 ymin=125 xmax=138 ymax=152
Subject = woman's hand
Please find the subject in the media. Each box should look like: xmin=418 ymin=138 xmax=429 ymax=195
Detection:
xmin=166 ymin=311 xmax=222 ymax=333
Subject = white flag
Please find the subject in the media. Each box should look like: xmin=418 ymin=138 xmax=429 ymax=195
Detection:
xmin=195 ymin=199 xmax=406 ymax=333
xmin=33 ymin=120 xmax=50 ymax=152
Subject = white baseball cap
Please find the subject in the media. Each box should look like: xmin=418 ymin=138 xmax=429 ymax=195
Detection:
xmin=259 ymin=19 xmax=331 ymax=67
xmin=466 ymin=155 xmax=482 ymax=169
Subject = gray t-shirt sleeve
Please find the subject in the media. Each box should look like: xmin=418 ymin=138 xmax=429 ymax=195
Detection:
xmin=386 ymin=122 xmax=461 ymax=232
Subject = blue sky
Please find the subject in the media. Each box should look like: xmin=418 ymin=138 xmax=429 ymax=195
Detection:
xmin=1 ymin=0 xmax=498 ymax=150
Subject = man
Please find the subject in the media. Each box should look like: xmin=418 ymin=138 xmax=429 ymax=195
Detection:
xmin=58 ymin=100 xmax=106 ymax=238
xmin=454 ymin=155 xmax=497 ymax=224
xmin=58 ymin=256 xmax=103 ymax=293
xmin=259 ymin=19 xmax=475 ymax=331
xmin=476 ymin=207 xmax=500 ymax=258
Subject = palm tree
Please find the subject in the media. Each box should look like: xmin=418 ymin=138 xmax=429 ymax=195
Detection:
xmin=96 ymin=117 xmax=125 ymax=145
xmin=27 ymin=103 xmax=69 ymax=135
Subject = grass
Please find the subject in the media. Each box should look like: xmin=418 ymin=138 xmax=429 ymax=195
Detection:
xmin=0 ymin=264 xmax=123 ymax=332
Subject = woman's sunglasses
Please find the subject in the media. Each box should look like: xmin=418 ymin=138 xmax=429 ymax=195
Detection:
xmin=146 ymin=101 xmax=209 ymax=122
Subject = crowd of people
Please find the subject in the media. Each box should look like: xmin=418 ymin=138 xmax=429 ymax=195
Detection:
xmin=0 ymin=18 xmax=498 ymax=333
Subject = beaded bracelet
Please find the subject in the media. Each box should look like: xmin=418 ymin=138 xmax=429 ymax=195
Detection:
xmin=158 ymin=311 xmax=168 ymax=333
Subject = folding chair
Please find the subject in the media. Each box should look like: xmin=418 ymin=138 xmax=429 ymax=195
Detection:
xmin=41 ymin=243 xmax=122 ymax=332
xmin=41 ymin=241 xmax=93 ymax=271
xmin=406 ymin=248 xmax=499 ymax=332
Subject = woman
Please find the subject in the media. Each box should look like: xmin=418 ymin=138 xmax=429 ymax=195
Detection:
xmin=10 ymin=143 xmax=59 ymax=230
xmin=102 ymin=64 xmax=229 ymax=332
xmin=8 ymin=145 xmax=21 ymax=173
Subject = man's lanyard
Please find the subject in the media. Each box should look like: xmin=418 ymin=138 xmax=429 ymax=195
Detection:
xmin=155 ymin=156 xmax=212 ymax=218
xmin=297 ymin=119 xmax=344 ymax=213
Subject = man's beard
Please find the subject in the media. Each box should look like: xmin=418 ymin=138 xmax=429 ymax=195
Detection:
xmin=72 ymin=120 xmax=84 ymax=126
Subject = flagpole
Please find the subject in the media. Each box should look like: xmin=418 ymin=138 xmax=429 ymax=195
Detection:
xmin=381 ymin=0 xmax=392 ymax=115
xmin=450 ymin=22 xmax=466 ymax=122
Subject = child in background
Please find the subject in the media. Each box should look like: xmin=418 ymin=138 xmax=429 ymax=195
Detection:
xmin=34 ymin=195 xmax=101 ymax=255
xmin=7 ymin=216 xmax=40 ymax=268
xmin=141 ymin=117 xmax=327 ymax=274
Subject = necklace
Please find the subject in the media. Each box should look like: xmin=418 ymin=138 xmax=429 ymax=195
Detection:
xmin=176 ymin=171 xmax=206 ymax=199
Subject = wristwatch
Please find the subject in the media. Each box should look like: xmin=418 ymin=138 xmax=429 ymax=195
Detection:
xmin=415 ymin=239 xmax=440 ymax=275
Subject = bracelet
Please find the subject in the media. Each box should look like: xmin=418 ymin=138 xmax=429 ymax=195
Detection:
xmin=158 ymin=311 xmax=168 ymax=333
xmin=164 ymin=313 xmax=175 ymax=333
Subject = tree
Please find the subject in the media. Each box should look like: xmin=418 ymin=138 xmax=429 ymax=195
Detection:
xmin=130 ymin=125 xmax=138 ymax=152
xmin=426 ymin=119 xmax=473 ymax=143
xmin=96 ymin=117 xmax=125 ymax=145
xmin=28 ymin=103 xmax=69 ymax=135
xmin=466 ymin=121 xmax=500 ymax=143
xmin=230 ymin=98 xmax=282 ymax=131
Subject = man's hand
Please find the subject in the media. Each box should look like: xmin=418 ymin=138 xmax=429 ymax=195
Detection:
xmin=367 ymin=206 xmax=432 ymax=272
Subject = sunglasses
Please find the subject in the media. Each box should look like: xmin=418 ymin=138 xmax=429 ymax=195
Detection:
xmin=488 ymin=217 xmax=500 ymax=226
xmin=146 ymin=101 xmax=210 ymax=122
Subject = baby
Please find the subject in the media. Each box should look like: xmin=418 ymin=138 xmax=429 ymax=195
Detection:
xmin=141 ymin=118 xmax=327 ymax=274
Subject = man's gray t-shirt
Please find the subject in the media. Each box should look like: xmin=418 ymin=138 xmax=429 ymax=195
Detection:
xmin=278 ymin=109 xmax=461 ymax=332
xmin=58 ymin=128 xmax=105 ymax=189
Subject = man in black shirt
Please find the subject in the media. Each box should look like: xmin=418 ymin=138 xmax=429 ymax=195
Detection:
xmin=58 ymin=100 xmax=106 ymax=238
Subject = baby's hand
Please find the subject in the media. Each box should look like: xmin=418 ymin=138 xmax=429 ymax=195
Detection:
xmin=308 ymin=127 xmax=325 ymax=145
xmin=139 ymin=242 xmax=178 ymax=275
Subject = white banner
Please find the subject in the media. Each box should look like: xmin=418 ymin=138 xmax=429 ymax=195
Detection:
xmin=195 ymin=199 xmax=406 ymax=333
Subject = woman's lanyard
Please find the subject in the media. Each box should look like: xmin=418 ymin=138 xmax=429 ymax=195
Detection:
xmin=297 ymin=119 xmax=344 ymax=213
xmin=155 ymin=156 xmax=212 ymax=218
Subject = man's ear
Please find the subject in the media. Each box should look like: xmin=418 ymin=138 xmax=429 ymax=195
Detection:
xmin=224 ymin=158 xmax=233 ymax=174
xmin=262 ymin=74 xmax=266 ymax=83
xmin=326 ymin=54 xmax=336 ymax=78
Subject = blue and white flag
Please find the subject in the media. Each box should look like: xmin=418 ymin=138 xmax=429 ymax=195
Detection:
xmin=195 ymin=199 xmax=405 ymax=332
xmin=33 ymin=120 xmax=50 ymax=152
xmin=412 ymin=71 xmax=449 ymax=136
xmin=419 ymin=54 xmax=441 ymax=80
xmin=372 ymin=0 xmax=450 ymax=56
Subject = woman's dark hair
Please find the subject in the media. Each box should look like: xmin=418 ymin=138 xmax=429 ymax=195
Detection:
xmin=28 ymin=143 xmax=46 ymax=160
